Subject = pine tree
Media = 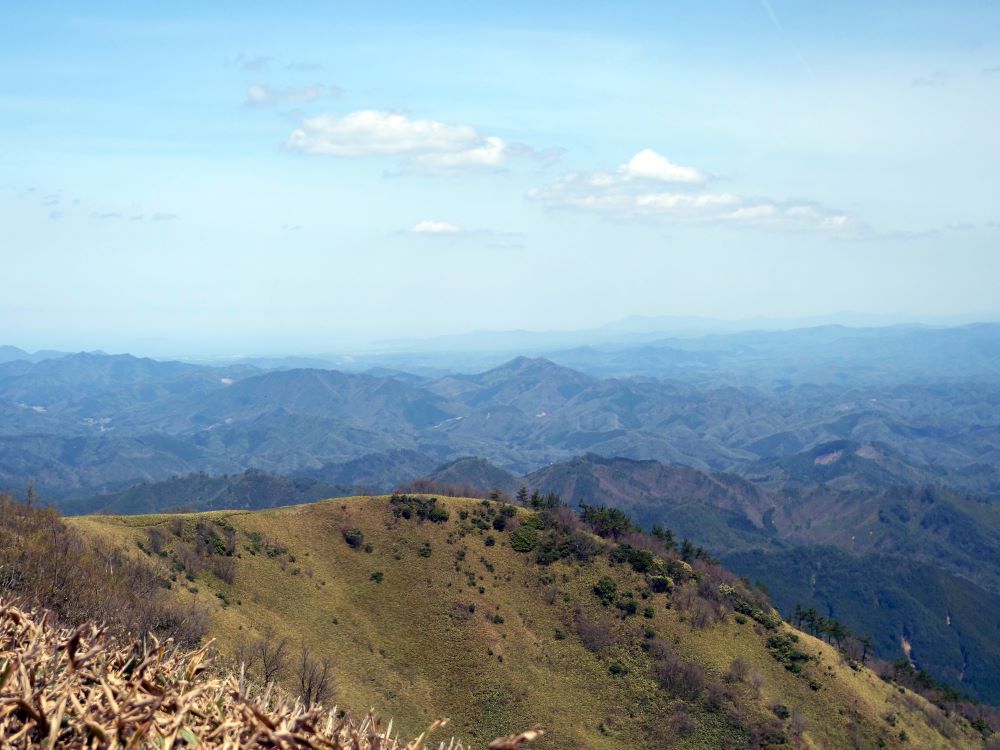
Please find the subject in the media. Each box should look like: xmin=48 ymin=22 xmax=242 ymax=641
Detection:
xmin=651 ymin=524 xmax=676 ymax=550
xmin=680 ymin=539 xmax=695 ymax=562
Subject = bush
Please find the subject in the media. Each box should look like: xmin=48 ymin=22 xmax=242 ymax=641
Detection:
xmin=211 ymin=556 xmax=236 ymax=584
xmin=593 ymin=576 xmax=617 ymax=606
xmin=195 ymin=521 xmax=235 ymax=556
xmin=647 ymin=575 xmax=673 ymax=594
xmin=509 ymin=526 xmax=539 ymax=552
xmin=0 ymin=494 xmax=206 ymax=646
xmin=389 ymin=494 xmax=449 ymax=523
xmin=654 ymin=650 xmax=705 ymax=700
xmin=579 ymin=504 xmax=634 ymax=539
xmin=689 ymin=598 xmax=714 ymax=630
xmin=370 ymin=571 xmax=384 ymax=583
xmin=717 ymin=582 xmax=781 ymax=629
xmin=342 ymin=528 xmax=365 ymax=549
xmin=610 ymin=544 xmax=657 ymax=574
xmin=147 ymin=526 xmax=167 ymax=554
xmin=575 ymin=611 xmax=616 ymax=652
xmin=766 ymin=632 xmax=812 ymax=672
xmin=427 ymin=505 xmax=450 ymax=523
xmin=668 ymin=704 xmax=697 ymax=737
xmin=725 ymin=657 xmax=749 ymax=684
xmin=616 ymin=598 xmax=638 ymax=617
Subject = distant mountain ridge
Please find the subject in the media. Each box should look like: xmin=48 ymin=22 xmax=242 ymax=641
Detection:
xmin=4 ymin=338 xmax=1000 ymax=500
xmin=63 ymin=468 xmax=351 ymax=516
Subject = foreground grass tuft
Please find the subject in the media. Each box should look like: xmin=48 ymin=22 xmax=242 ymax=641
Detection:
xmin=0 ymin=600 xmax=541 ymax=749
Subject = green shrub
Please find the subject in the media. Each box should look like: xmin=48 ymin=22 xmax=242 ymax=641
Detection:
xmin=610 ymin=544 xmax=658 ymax=574
xmin=647 ymin=575 xmax=673 ymax=594
xmin=370 ymin=570 xmax=384 ymax=583
xmin=510 ymin=526 xmax=539 ymax=552
xmin=718 ymin=583 xmax=781 ymax=629
xmin=342 ymin=528 xmax=365 ymax=549
xmin=766 ymin=632 xmax=812 ymax=672
xmin=579 ymin=504 xmax=634 ymax=538
xmin=616 ymin=598 xmax=638 ymax=617
xmin=593 ymin=576 xmax=618 ymax=606
xmin=389 ymin=494 xmax=449 ymax=523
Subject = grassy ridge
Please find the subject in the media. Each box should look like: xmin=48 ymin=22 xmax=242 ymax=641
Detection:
xmin=73 ymin=496 xmax=987 ymax=749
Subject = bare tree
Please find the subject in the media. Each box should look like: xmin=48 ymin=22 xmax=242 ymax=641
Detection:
xmin=147 ymin=526 xmax=166 ymax=554
xmin=234 ymin=637 xmax=256 ymax=673
xmin=296 ymin=641 xmax=334 ymax=707
xmin=725 ymin=657 xmax=749 ymax=684
xmin=211 ymin=556 xmax=236 ymax=584
xmin=256 ymin=628 xmax=289 ymax=684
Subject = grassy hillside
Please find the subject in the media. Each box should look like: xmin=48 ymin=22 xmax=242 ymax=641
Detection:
xmin=521 ymin=454 xmax=1000 ymax=702
xmin=72 ymin=495 xmax=988 ymax=749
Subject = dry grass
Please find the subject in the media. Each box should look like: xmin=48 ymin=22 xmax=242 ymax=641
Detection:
xmin=69 ymin=496 xmax=988 ymax=749
xmin=0 ymin=600 xmax=541 ymax=749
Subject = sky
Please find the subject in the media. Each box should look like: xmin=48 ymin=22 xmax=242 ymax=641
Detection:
xmin=2 ymin=1 xmax=999 ymax=355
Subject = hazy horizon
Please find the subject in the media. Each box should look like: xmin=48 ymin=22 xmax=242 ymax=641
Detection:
xmin=4 ymin=309 xmax=1000 ymax=360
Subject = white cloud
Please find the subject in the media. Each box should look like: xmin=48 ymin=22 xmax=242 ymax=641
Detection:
xmin=287 ymin=110 xmax=533 ymax=173
xmin=622 ymin=149 xmax=705 ymax=183
xmin=289 ymin=110 xmax=479 ymax=156
xmin=402 ymin=220 xmax=525 ymax=248
xmin=409 ymin=220 xmax=461 ymax=234
xmin=408 ymin=136 xmax=509 ymax=171
xmin=528 ymin=149 xmax=851 ymax=232
xmin=246 ymin=84 xmax=337 ymax=107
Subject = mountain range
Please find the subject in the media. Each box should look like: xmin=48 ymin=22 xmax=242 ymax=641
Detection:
xmin=4 ymin=325 xmax=1000 ymax=501
xmin=3 ymin=323 xmax=1000 ymax=705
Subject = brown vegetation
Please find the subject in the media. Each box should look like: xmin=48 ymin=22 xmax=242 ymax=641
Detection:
xmin=0 ymin=600 xmax=542 ymax=748
xmin=0 ymin=493 xmax=206 ymax=645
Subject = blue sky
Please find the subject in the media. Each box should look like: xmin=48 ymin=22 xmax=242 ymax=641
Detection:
xmin=2 ymin=1 xmax=999 ymax=354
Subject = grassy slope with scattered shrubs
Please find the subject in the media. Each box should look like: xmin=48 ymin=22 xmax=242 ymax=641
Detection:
xmin=71 ymin=495 xmax=989 ymax=750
